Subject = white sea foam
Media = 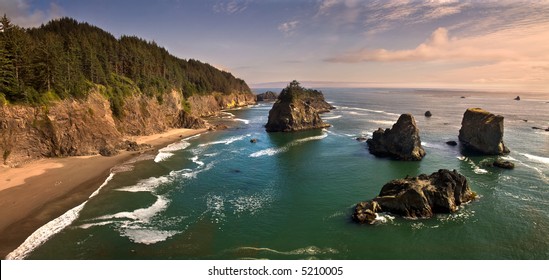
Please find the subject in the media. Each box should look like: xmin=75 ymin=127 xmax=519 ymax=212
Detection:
xmin=234 ymin=118 xmax=250 ymax=124
xmin=520 ymin=153 xmax=549 ymax=165
xmin=250 ymin=133 xmax=328 ymax=158
xmin=323 ymin=115 xmax=342 ymax=120
xmin=368 ymin=119 xmax=396 ymax=126
xmin=117 ymin=176 xmax=172 ymax=193
xmin=458 ymin=156 xmax=488 ymax=174
xmin=374 ymin=213 xmax=395 ymax=224
xmin=190 ymin=156 xmax=205 ymax=166
xmin=341 ymin=106 xmax=400 ymax=117
xmin=198 ymin=134 xmax=251 ymax=147
xmin=154 ymin=140 xmax=191 ymax=162
xmin=207 ymin=195 xmax=225 ymax=223
xmin=95 ymin=195 xmax=170 ymax=223
xmin=234 ymin=246 xmax=338 ymax=256
xmin=6 ymin=173 xmax=115 ymax=260
xmin=120 ymin=228 xmax=179 ymax=245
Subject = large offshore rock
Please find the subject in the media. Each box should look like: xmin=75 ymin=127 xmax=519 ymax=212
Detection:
xmin=265 ymin=81 xmax=331 ymax=132
xmin=352 ymin=169 xmax=475 ymax=224
xmin=458 ymin=108 xmax=509 ymax=155
xmin=366 ymin=114 xmax=426 ymax=161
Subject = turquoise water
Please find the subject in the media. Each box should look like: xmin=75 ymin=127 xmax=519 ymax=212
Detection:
xmin=18 ymin=89 xmax=549 ymax=259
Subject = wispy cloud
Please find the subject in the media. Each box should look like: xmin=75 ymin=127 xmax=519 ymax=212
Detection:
xmin=0 ymin=0 xmax=63 ymax=28
xmin=213 ymin=0 xmax=250 ymax=15
xmin=314 ymin=0 xmax=549 ymax=36
xmin=278 ymin=20 xmax=299 ymax=36
xmin=326 ymin=27 xmax=515 ymax=63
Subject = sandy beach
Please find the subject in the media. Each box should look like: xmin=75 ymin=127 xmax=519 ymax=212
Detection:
xmin=0 ymin=127 xmax=207 ymax=258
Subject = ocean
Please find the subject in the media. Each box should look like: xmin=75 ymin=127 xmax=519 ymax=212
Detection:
xmin=9 ymin=88 xmax=549 ymax=259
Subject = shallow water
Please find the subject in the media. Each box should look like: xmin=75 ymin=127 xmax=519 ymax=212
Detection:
xmin=16 ymin=88 xmax=549 ymax=259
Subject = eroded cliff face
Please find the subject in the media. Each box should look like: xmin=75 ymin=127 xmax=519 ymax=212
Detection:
xmin=0 ymin=92 xmax=121 ymax=165
xmin=188 ymin=92 xmax=256 ymax=117
xmin=0 ymin=91 xmax=255 ymax=166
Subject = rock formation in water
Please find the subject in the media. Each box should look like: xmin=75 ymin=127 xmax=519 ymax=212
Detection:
xmin=424 ymin=111 xmax=432 ymax=117
xmin=256 ymin=91 xmax=278 ymax=101
xmin=353 ymin=169 xmax=475 ymax=224
xmin=493 ymin=159 xmax=515 ymax=169
xmin=366 ymin=114 xmax=426 ymax=161
xmin=514 ymin=96 xmax=521 ymax=101
xmin=458 ymin=108 xmax=510 ymax=155
xmin=446 ymin=140 xmax=458 ymax=146
xmin=265 ymin=81 xmax=331 ymax=132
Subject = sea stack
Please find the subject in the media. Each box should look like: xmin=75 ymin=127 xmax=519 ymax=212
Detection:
xmin=366 ymin=114 xmax=426 ymax=161
xmin=265 ymin=80 xmax=331 ymax=132
xmin=458 ymin=108 xmax=510 ymax=155
xmin=256 ymin=91 xmax=278 ymax=101
xmin=353 ymin=169 xmax=475 ymax=224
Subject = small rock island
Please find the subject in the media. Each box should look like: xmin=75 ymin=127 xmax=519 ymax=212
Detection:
xmin=265 ymin=81 xmax=332 ymax=132
xmin=458 ymin=108 xmax=510 ymax=155
xmin=366 ymin=114 xmax=426 ymax=161
xmin=353 ymin=169 xmax=476 ymax=224
xmin=256 ymin=91 xmax=278 ymax=101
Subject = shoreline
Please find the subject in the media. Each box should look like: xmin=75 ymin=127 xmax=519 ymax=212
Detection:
xmin=0 ymin=127 xmax=207 ymax=259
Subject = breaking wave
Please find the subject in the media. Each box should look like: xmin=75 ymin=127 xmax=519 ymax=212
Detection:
xmin=6 ymin=173 xmax=115 ymax=260
xmin=250 ymin=133 xmax=328 ymax=158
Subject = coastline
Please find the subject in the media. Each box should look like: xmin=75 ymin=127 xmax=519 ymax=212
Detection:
xmin=0 ymin=127 xmax=207 ymax=259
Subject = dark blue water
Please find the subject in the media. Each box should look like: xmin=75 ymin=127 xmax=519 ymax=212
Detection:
xmin=12 ymin=88 xmax=549 ymax=259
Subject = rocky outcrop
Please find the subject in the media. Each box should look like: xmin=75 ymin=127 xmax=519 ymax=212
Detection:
xmin=265 ymin=81 xmax=331 ymax=132
xmin=493 ymin=159 xmax=515 ymax=169
xmin=458 ymin=108 xmax=510 ymax=155
xmin=446 ymin=140 xmax=458 ymax=146
xmin=257 ymin=91 xmax=278 ymax=101
xmin=353 ymin=169 xmax=475 ymax=224
xmin=187 ymin=92 xmax=256 ymax=117
xmin=0 ymin=90 xmax=255 ymax=166
xmin=366 ymin=114 xmax=426 ymax=161
xmin=424 ymin=111 xmax=432 ymax=117
xmin=514 ymin=96 xmax=520 ymax=101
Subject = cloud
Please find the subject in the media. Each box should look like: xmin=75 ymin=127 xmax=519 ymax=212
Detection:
xmin=326 ymin=27 xmax=518 ymax=63
xmin=278 ymin=20 xmax=299 ymax=36
xmin=0 ymin=0 xmax=63 ymax=28
xmin=213 ymin=0 xmax=250 ymax=15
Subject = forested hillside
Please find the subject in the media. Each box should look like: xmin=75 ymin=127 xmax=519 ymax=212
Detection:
xmin=0 ymin=15 xmax=251 ymax=111
xmin=0 ymin=15 xmax=255 ymax=166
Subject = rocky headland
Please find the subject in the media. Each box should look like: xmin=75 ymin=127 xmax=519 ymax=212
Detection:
xmin=1 ymin=90 xmax=255 ymax=166
xmin=353 ymin=169 xmax=475 ymax=224
xmin=458 ymin=108 xmax=510 ymax=155
xmin=366 ymin=113 xmax=426 ymax=161
xmin=265 ymin=81 xmax=331 ymax=132
xmin=256 ymin=91 xmax=278 ymax=101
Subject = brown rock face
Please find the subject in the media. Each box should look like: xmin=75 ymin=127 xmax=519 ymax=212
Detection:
xmin=458 ymin=108 xmax=509 ymax=155
xmin=0 ymin=90 xmax=255 ymax=166
xmin=265 ymin=81 xmax=331 ymax=132
xmin=366 ymin=114 xmax=426 ymax=161
xmin=352 ymin=169 xmax=475 ymax=224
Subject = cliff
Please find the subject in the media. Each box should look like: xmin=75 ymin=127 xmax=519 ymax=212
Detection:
xmin=0 ymin=90 xmax=254 ymax=166
xmin=0 ymin=16 xmax=257 ymax=166
xmin=366 ymin=114 xmax=426 ymax=161
xmin=265 ymin=81 xmax=331 ymax=132
xmin=458 ymin=108 xmax=510 ymax=155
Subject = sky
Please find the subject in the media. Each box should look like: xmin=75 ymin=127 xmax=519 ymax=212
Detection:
xmin=1 ymin=0 xmax=549 ymax=92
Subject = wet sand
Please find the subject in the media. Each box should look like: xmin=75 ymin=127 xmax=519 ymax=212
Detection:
xmin=0 ymin=128 xmax=207 ymax=258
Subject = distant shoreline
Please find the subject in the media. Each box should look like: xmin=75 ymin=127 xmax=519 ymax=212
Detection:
xmin=0 ymin=127 xmax=207 ymax=259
